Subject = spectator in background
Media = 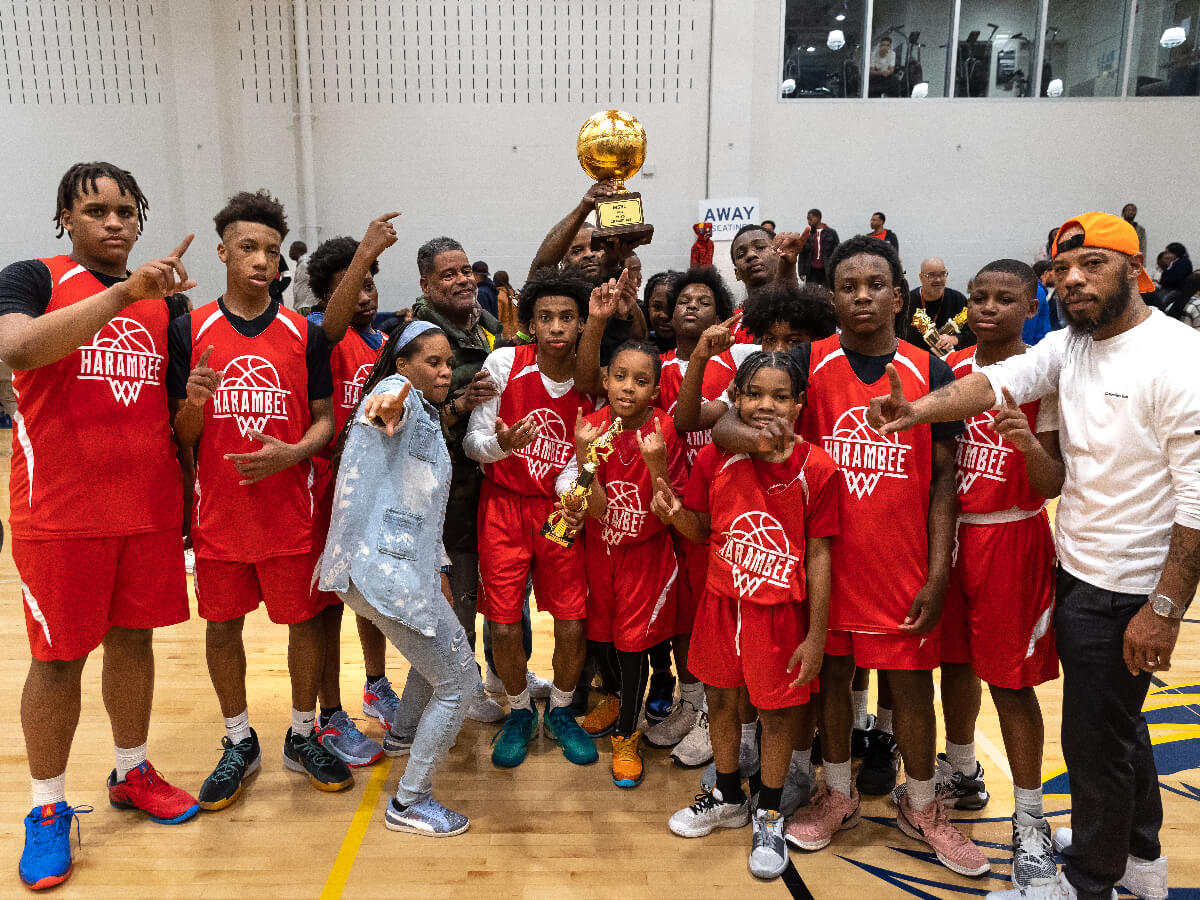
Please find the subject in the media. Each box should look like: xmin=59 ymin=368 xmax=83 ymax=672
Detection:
xmin=797 ymin=209 xmax=839 ymax=284
xmin=1032 ymin=259 xmax=1064 ymax=332
xmin=643 ymin=270 xmax=680 ymax=351
xmin=868 ymin=37 xmax=899 ymax=96
xmin=1158 ymin=243 xmax=1192 ymax=292
xmin=1122 ymin=203 xmax=1148 ymax=258
xmin=868 ymin=211 xmax=899 ymax=251
xmin=473 ymin=261 xmax=499 ymax=318
xmin=760 ymin=219 xmax=777 ymax=237
xmin=494 ymin=270 xmax=519 ymax=340
xmin=379 ymin=307 xmax=414 ymax=335
xmin=289 ymin=240 xmax=316 ymax=312
xmin=902 ymin=257 xmax=974 ymax=352
xmin=1033 ymin=226 xmax=1059 ymax=264
xmin=1022 ymin=259 xmax=1054 ymax=345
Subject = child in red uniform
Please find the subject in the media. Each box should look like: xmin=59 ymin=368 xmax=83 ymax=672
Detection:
xmin=169 ymin=190 xmax=351 ymax=810
xmin=465 ymin=268 xmax=599 ymax=769
xmin=558 ymin=340 xmax=688 ymax=788
xmin=656 ymin=351 xmax=839 ymax=881
xmin=1 ymin=162 xmax=199 ymax=890
xmin=935 ymin=260 xmax=1062 ymax=888
xmin=712 ymin=236 xmax=990 ymax=878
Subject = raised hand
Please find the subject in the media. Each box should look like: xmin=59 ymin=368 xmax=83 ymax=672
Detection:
xmin=588 ymin=276 xmax=621 ymax=321
xmin=581 ymin=179 xmax=619 ymax=209
xmin=186 ymin=345 xmax=222 ymax=408
xmin=649 ymin=476 xmax=682 ymax=524
xmin=695 ymin=312 xmax=741 ymax=359
xmin=496 ymin=415 xmax=539 ymax=453
xmin=771 ymin=231 xmax=806 ymax=267
xmin=753 ymin=404 xmax=799 ymax=455
xmin=123 ymin=234 xmax=197 ymax=303
xmin=363 ymin=381 xmax=411 ymax=435
xmin=867 ymin=363 xmax=918 ymax=434
xmin=459 ymin=369 xmax=498 ymax=412
xmin=991 ymin=387 xmax=1037 ymax=454
xmin=614 ymin=266 xmax=638 ymax=316
xmin=361 ymin=211 xmax=401 ymax=259
xmin=225 ymin=430 xmax=300 ymax=485
xmin=636 ymin=416 xmax=667 ymax=468
xmin=573 ymin=407 xmax=604 ymax=457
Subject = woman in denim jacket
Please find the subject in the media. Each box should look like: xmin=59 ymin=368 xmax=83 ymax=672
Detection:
xmin=320 ymin=320 xmax=480 ymax=837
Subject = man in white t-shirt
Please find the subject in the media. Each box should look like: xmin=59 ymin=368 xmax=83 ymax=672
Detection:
xmin=868 ymin=211 xmax=1200 ymax=900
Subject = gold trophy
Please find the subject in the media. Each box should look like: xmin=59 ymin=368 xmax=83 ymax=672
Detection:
xmin=540 ymin=416 xmax=623 ymax=548
xmin=577 ymin=110 xmax=654 ymax=249
xmin=912 ymin=308 xmax=969 ymax=358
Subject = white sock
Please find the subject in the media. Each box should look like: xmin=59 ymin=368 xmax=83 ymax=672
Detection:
xmin=31 ymin=773 xmax=66 ymax=808
xmin=224 ymin=708 xmax=252 ymax=744
xmin=549 ymin=685 xmax=574 ymax=710
xmin=680 ymin=680 xmax=706 ymax=708
xmin=825 ymin=759 xmax=852 ymax=797
xmin=875 ymin=707 xmax=894 ymax=734
xmin=791 ymin=749 xmax=815 ymax=781
xmin=945 ymin=740 xmax=977 ymax=776
xmin=508 ymin=688 xmax=532 ymax=712
xmin=1013 ymin=785 xmax=1044 ymax=818
xmin=852 ymin=689 xmax=870 ymax=730
xmin=906 ymin=775 xmax=937 ymax=810
xmin=290 ymin=707 xmax=316 ymax=738
xmin=114 ymin=742 xmax=147 ymax=781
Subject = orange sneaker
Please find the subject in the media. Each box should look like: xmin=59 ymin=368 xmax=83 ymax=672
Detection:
xmin=582 ymin=692 xmax=620 ymax=737
xmin=611 ymin=732 xmax=644 ymax=788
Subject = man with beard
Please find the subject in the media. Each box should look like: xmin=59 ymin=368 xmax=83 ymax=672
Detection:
xmin=868 ymin=212 xmax=1200 ymax=900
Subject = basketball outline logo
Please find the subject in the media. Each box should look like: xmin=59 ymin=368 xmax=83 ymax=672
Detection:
xmin=823 ymin=405 xmax=912 ymax=500
xmin=341 ymin=362 xmax=374 ymax=410
xmin=513 ymin=407 xmax=573 ymax=482
xmin=212 ymin=353 xmax=292 ymax=437
xmin=77 ymin=315 xmax=163 ymax=406
xmin=955 ymin=411 xmax=1013 ymax=495
xmin=718 ymin=510 xmax=798 ymax=599
xmin=601 ymin=479 xmax=646 ymax=545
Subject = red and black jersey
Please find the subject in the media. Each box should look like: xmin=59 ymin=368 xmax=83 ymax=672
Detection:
xmin=657 ymin=348 xmax=740 ymax=468
xmin=327 ymin=327 xmax=382 ymax=454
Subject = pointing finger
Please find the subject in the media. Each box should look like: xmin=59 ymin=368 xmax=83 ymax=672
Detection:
xmin=379 ymin=211 xmax=402 ymax=222
xmin=197 ymin=345 xmax=215 ymax=368
xmin=169 ymin=234 xmax=195 ymax=259
xmin=886 ymin=363 xmax=905 ymax=400
xmin=1001 ymin=386 xmax=1019 ymax=410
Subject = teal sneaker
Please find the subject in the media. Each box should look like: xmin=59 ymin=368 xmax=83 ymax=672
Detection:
xmin=490 ymin=706 xmax=538 ymax=768
xmin=543 ymin=703 xmax=599 ymax=765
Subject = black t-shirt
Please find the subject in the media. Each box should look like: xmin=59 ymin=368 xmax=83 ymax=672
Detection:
xmin=0 ymin=258 xmax=191 ymax=322
xmin=166 ymin=298 xmax=333 ymax=401
xmin=902 ymin=286 xmax=975 ymax=348
xmin=788 ymin=340 xmax=964 ymax=441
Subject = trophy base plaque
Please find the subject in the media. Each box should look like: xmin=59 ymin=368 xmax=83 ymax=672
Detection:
xmin=592 ymin=192 xmax=655 ymax=247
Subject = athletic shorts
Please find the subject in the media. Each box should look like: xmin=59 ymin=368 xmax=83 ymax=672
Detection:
xmin=307 ymin=457 xmax=342 ymax=610
xmin=194 ymin=553 xmax=332 ymax=625
xmin=941 ymin=512 xmax=1059 ymax=689
xmin=824 ymin=627 xmax=941 ymax=671
xmin=674 ymin=535 xmax=709 ymax=636
xmin=689 ymin=592 xmax=815 ymax=710
xmin=476 ymin=480 xmax=587 ymax=624
xmin=13 ymin=528 xmax=188 ymax=662
xmin=584 ymin=529 xmax=678 ymax=652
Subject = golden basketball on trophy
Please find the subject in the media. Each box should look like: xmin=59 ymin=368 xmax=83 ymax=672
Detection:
xmin=577 ymin=110 xmax=654 ymax=247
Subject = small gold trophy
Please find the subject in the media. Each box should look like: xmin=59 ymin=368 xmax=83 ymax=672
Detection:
xmin=912 ymin=308 xmax=969 ymax=358
xmin=577 ymin=110 xmax=654 ymax=248
xmin=540 ymin=416 xmax=623 ymax=548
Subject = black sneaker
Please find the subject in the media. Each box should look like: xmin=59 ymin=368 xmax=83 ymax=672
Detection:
xmin=935 ymin=753 xmax=990 ymax=810
xmin=198 ymin=730 xmax=261 ymax=811
xmin=645 ymin=673 xmax=676 ymax=723
xmin=855 ymin=728 xmax=898 ymax=796
xmin=282 ymin=729 xmax=354 ymax=792
xmin=851 ymin=714 xmax=876 ymax=758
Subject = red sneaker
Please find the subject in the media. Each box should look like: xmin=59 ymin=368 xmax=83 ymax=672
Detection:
xmin=108 ymin=761 xmax=200 ymax=824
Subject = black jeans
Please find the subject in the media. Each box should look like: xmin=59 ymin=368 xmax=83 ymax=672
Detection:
xmin=1056 ymin=568 xmax=1163 ymax=899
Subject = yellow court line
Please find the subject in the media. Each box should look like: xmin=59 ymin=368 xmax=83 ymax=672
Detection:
xmin=319 ymin=757 xmax=394 ymax=900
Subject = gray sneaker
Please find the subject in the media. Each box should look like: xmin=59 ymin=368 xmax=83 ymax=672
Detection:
xmin=1011 ymin=811 xmax=1056 ymax=889
xmin=749 ymin=808 xmax=789 ymax=879
xmin=384 ymin=796 xmax=469 ymax=837
xmin=316 ymin=711 xmax=384 ymax=767
xmin=781 ymin=758 xmax=814 ymax=816
xmin=382 ymin=728 xmax=415 ymax=757
xmin=363 ymin=677 xmax=401 ymax=731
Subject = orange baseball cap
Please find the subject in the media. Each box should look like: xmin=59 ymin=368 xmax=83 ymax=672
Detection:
xmin=1053 ymin=211 xmax=1156 ymax=293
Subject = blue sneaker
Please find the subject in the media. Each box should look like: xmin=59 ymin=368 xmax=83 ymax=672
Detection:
xmin=316 ymin=711 xmax=384 ymax=767
xmin=490 ymin=706 xmax=538 ymax=768
xmin=19 ymin=802 xmax=92 ymax=890
xmin=384 ymin=796 xmax=469 ymax=837
xmin=363 ymin=676 xmax=401 ymax=731
xmin=543 ymin=703 xmax=599 ymax=765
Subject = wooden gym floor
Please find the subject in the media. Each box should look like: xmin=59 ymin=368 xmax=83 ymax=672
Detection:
xmin=0 ymin=446 xmax=1198 ymax=899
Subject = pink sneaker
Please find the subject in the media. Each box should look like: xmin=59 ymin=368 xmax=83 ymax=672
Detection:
xmin=783 ymin=783 xmax=860 ymax=851
xmin=896 ymin=793 xmax=990 ymax=877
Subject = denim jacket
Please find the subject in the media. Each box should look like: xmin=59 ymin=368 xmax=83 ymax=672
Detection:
xmin=319 ymin=374 xmax=451 ymax=636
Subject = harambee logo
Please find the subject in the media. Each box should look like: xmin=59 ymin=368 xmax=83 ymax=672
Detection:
xmin=823 ymin=406 xmax=911 ymax=499
xmin=683 ymin=427 xmax=713 ymax=467
xmin=718 ymin=510 xmax=798 ymax=598
xmin=601 ymin=479 xmax=646 ymax=545
xmin=514 ymin=407 xmax=573 ymax=481
xmin=341 ymin=363 xmax=373 ymax=411
xmin=77 ymin=316 xmax=163 ymax=406
xmin=212 ymin=354 xmax=292 ymax=437
xmin=955 ymin=412 xmax=1013 ymax=495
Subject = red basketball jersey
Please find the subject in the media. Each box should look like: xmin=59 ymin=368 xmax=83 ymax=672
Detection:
xmin=484 ymin=343 xmax=593 ymax=497
xmin=656 ymin=348 xmax=740 ymax=468
xmin=9 ymin=256 xmax=181 ymax=539
xmin=326 ymin=327 xmax=381 ymax=454
xmin=188 ymin=300 xmax=314 ymax=561
xmin=689 ymin=442 xmax=841 ymax=606
xmin=946 ymin=347 xmax=1046 ymax=514
xmin=585 ymin=406 xmax=688 ymax=546
xmin=800 ymin=336 xmax=933 ymax=632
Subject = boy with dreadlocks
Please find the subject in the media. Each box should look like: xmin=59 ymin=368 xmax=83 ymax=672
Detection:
xmin=0 ymin=162 xmax=200 ymax=890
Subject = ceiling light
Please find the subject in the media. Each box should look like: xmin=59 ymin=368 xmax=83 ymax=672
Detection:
xmin=835 ymin=12 xmax=846 ymax=21
xmin=781 ymin=78 xmax=797 ymax=95
xmin=1160 ymin=26 xmax=1187 ymax=48
xmin=827 ymin=30 xmax=846 ymax=50
xmin=806 ymin=45 xmax=816 ymax=52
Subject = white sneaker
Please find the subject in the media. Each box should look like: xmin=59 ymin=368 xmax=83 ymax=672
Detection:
xmin=465 ymin=685 xmax=505 ymax=723
xmin=985 ymin=870 xmax=1116 ymax=899
xmin=1052 ymin=828 xmax=1166 ymax=900
xmin=526 ymin=671 xmax=552 ymax=701
xmin=668 ymin=788 xmax=750 ymax=838
xmin=644 ymin=698 xmax=699 ymax=748
xmin=483 ymin=667 xmax=504 ymax=694
xmin=781 ymin=759 xmax=814 ymax=816
xmin=184 ymin=547 xmax=195 ymax=575
xmin=749 ymin=808 xmax=789 ymax=879
xmin=1011 ymin=811 xmax=1056 ymax=888
xmin=671 ymin=710 xmax=713 ymax=768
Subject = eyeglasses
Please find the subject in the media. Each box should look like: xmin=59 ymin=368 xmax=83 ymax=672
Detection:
xmin=922 ymin=271 xmax=948 ymax=279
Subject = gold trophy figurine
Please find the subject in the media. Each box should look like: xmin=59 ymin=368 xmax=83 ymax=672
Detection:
xmin=577 ymin=110 xmax=654 ymax=249
xmin=912 ymin=308 xmax=970 ymax=358
xmin=541 ymin=416 xmax=624 ymax=548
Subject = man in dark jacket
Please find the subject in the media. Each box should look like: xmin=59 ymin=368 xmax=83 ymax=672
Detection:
xmin=472 ymin=260 xmax=499 ymax=318
xmin=797 ymin=208 xmax=840 ymax=283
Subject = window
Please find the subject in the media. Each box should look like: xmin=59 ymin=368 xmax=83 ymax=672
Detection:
xmin=955 ymin=2 xmax=1041 ymax=96
xmin=1040 ymin=0 xmax=1129 ymax=97
xmin=781 ymin=0 xmax=867 ymax=98
xmin=868 ymin=1 xmax=954 ymax=97
xmin=1129 ymin=0 xmax=1200 ymax=96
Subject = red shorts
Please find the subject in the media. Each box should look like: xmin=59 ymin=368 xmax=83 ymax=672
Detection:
xmin=584 ymin=530 xmax=678 ymax=652
xmin=689 ymin=592 xmax=815 ymax=710
xmin=476 ymin=480 xmax=587 ymax=624
xmin=673 ymin=536 xmax=709 ymax=636
xmin=194 ymin=553 xmax=333 ymax=625
xmin=824 ymin=628 xmax=941 ymax=671
xmin=13 ymin=529 xmax=188 ymax=662
xmin=307 ymin=457 xmax=341 ymax=609
xmin=942 ymin=512 xmax=1059 ymax=689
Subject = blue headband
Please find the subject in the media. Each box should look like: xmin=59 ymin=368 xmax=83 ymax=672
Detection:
xmin=396 ymin=319 xmax=440 ymax=351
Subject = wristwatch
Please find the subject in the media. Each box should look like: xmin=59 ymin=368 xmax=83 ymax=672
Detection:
xmin=1149 ymin=591 xmax=1187 ymax=620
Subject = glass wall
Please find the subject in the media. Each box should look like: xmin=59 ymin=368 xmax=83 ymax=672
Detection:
xmin=868 ymin=0 xmax=954 ymax=97
xmin=954 ymin=1 xmax=1041 ymax=96
xmin=1129 ymin=0 xmax=1200 ymax=96
xmin=781 ymin=0 xmax=867 ymax=98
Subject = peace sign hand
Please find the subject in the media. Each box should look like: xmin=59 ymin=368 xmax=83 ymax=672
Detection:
xmin=867 ymin=363 xmax=917 ymax=434
xmin=364 ymin=381 xmax=411 ymax=435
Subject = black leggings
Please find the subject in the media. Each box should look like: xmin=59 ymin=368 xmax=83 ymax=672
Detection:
xmin=588 ymin=640 xmax=621 ymax=696
xmin=616 ymin=649 xmax=650 ymax=737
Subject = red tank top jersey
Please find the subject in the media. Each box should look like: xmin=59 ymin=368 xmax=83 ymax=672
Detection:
xmin=188 ymin=300 xmax=314 ymax=561
xmin=691 ymin=442 xmax=841 ymax=606
xmin=485 ymin=343 xmax=593 ymax=497
xmin=946 ymin=347 xmax=1045 ymax=514
xmin=9 ymin=255 xmax=181 ymax=539
xmin=586 ymin=406 xmax=688 ymax=546
xmin=800 ymin=336 xmax=933 ymax=632
xmin=326 ymin=328 xmax=381 ymax=455
xmin=656 ymin=348 xmax=739 ymax=468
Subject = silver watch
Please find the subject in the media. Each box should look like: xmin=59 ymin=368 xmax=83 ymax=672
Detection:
xmin=1149 ymin=591 xmax=1186 ymax=620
